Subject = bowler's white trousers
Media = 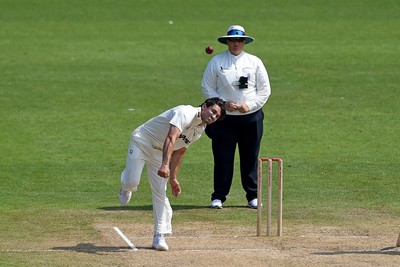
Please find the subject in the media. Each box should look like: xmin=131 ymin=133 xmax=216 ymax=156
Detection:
xmin=120 ymin=127 xmax=172 ymax=235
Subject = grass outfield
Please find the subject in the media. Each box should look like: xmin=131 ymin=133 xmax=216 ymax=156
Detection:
xmin=0 ymin=0 xmax=399 ymax=265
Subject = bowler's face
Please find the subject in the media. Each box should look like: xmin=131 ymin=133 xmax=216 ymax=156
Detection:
xmin=227 ymin=38 xmax=246 ymax=56
xmin=202 ymin=104 xmax=222 ymax=124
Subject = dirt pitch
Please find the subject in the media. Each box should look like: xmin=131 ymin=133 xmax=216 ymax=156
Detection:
xmin=2 ymin=215 xmax=399 ymax=266
xmin=48 ymin=219 xmax=399 ymax=267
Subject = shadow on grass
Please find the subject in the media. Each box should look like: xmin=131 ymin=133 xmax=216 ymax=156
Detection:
xmin=52 ymin=243 xmax=151 ymax=254
xmin=312 ymin=246 xmax=400 ymax=256
xmin=99 ymin=205 xmax=251 ymax=211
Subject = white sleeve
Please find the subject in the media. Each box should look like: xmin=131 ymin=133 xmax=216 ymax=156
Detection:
xmin=168 ymin=106 xmax=191 ymax=132
xmin=201 ymin=58 xmax=220 ymax=99
xmin=246 ymin=58 xmax=271 ymax=111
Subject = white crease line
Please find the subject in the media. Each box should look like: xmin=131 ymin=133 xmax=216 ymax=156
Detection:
xmin=114 ymin=227 xmax=138 ymax=251
xmin=0 ymin=248 xmax=270 ymax=253
xmin=1 ymin=249 xmax=63 ymax=252
xmin=299 ymin=235 xmax=371 ymax=239
xmin=183 ymin=248 xmax=271 ymax=252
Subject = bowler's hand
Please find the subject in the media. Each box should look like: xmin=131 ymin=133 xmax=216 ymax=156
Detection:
xmin=158 ymin=165 xmax=170 ymax=178
xmin=170 ymin=178 xmax=181 ymax=197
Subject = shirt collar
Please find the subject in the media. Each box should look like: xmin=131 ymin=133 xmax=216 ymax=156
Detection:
xmin=196 ymin=107 xmax=205 ymax=128
xmin=228 ymin=50 xmax=245 ymax=58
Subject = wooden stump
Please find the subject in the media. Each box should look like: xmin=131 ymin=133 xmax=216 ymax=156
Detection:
xmin=396 ymin=233 xmax=400 ymax=247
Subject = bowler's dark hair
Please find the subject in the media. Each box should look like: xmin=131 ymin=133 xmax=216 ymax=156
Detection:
xmin=201 ymin=97 xmax=226 ymax=121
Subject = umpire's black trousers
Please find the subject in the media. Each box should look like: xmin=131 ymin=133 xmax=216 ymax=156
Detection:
xmin=205 ymin=109 xmax=264 ymax=203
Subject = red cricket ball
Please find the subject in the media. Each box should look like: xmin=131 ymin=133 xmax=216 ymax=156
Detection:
xmin=205 ymin=46 xmax=214 ymax=54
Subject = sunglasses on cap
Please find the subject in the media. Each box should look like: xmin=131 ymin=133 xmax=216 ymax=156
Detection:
xmin=227 ymin=29 xmax=245 ymax=36
xmin=227 ymin=38 xmax=245 ymax=42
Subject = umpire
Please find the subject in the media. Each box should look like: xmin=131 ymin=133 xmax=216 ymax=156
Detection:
xmin=201 ymin=25 xmax=271 ymax=209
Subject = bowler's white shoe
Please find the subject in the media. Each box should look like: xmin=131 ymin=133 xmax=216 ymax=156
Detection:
xmin=248 ymin=199 xmax=259 ymax=209
xmin=152 ymin=234 xmax=169 ymax=251
xmin=119 ymin=189 xmax=132 ymax=205
xmin=210 ymin=199 xmax=223 ymax=209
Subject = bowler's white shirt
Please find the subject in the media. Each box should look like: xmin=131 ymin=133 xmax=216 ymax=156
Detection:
xmin=202 ymin=50 xmax=271 ymax=115
xmin=141 ymin=106 xmax=205 ymax=150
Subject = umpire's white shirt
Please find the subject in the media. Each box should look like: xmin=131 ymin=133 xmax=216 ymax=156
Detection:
xmin=202 ymin=50 xmax=271 ymax=115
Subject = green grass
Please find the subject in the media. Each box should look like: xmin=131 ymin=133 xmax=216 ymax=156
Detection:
xmin=0 ymin=0 xmax=399 ymax=265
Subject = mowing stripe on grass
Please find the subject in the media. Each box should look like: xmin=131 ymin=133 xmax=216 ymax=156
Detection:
xmin=114 ymin=227 xmax=138 ymax=251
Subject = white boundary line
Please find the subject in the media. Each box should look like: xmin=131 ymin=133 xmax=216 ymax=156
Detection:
xmin=113 ymin=227 xmax=138 ymax=251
